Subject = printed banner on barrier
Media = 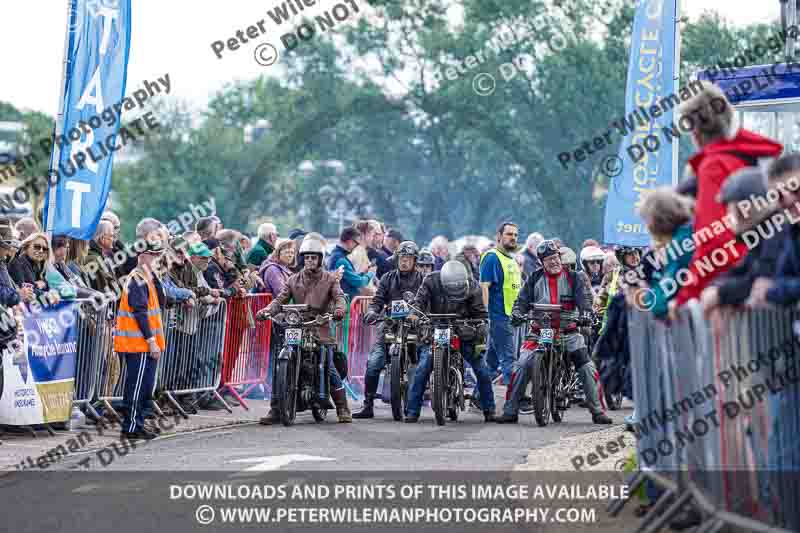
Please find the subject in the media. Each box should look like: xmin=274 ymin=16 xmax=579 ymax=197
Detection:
xmin=44 ymin=0 xmax=132 ymax=239
xmin=0 ymin=302 xmax=80 ymax=426
xmin=602 ymin=0 xmax=677 ymax=246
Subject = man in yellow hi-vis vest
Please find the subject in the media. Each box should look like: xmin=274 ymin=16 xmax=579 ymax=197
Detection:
xmin=479 ymin=222 xmax=522 ymax=385
xmin=114 ymin=219 xmax=168 ymax=441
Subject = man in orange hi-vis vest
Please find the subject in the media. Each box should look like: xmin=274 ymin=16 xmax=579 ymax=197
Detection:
xmin=114 ymin=218 xmax=168 ymax=441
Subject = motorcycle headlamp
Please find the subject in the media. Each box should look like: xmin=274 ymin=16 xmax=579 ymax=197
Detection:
xmin=286 ymin=311 xmax=302 ymax=326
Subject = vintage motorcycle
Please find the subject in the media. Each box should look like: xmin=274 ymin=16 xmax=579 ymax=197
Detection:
xmin=521 ymin=303 xmax=590 ymax=427
xmin=368 ymin=295 xmax=419 ymax=421
xmin=263 ymin=304 xmax=335 ymax=427
xmin=403 ymin=294 xmax=485 ymax=426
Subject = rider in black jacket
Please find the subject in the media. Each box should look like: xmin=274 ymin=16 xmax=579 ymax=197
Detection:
xmin=404 ymin=260 xmax=496 ymax=423
xmin=353 ymin=242 xmax=424 ymax=419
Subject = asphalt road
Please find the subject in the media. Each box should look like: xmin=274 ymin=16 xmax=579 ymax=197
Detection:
xmin=52 ymin=399 xmax=630 ymax=472
xmin=2 ymin=399 xmax=635 ymax=533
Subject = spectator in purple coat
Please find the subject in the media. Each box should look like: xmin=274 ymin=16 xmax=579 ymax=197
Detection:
xmin=259 ymin=239 xmax=296 ymax=297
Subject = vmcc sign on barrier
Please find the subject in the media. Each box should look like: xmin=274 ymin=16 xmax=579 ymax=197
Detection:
xmin=44 ymin=0 xmax=133 ymax=238
xmin=0 ymin=302 xmax=81 ymax=426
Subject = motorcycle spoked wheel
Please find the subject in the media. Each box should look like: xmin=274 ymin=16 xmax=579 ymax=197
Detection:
xmin=389 ymin=344 xmax=404 ymax=422
xmin=432 ymin=346 xmax=447 ymax=426
xmin=530 ymin=350 xmax=553 ymax=427
xmin=551 ymin=358 xmax=568 ymax=423
xmin=447 ymin=366 xmax=463 ymax=422
xmin=276 ymin=349 xmax=298 ymax=427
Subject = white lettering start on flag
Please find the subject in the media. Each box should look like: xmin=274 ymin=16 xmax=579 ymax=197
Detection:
xmin=63 ymin=1 xmax=120 ymax=229
xmin=66 ymin=182 xmax=92 ymax=227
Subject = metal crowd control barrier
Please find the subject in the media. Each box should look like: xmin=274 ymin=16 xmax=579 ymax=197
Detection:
xmin=611 ymin=302 xmax=799 ymax=532
xmin=72 ymin=299 xmax=112 ymax=421
xmin=93 ymin=300 xmax=130 ymax=422
xmin=342 ymin=296 xmax=377 ymax=400
xmin=219 ymin=294 xmax=271 ymax=410
xmin=158 ymin=300 xmax=229 ymax=417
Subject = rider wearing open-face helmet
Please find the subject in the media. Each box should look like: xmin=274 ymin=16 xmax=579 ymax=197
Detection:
xmin=256 ymin=238 xmax=351 ymax=424
xmin=496 ymin=239 xmax=613 ymax=425
xmin=579 ymin=245 xmax=606 ymax=291
xmin=416 ymin=248 xmax=435 ymax=277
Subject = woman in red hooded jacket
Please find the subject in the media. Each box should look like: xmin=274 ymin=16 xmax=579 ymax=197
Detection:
xmin=672 ymin=82 xmax=782 ymax=312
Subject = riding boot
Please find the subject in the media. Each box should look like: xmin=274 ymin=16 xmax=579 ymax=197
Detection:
xmin=331 ymin=388 xmax=352 ymax=423
xmin=577 ymin=362 xmax=612 ymax=424
xmin=352 ymin=394 xmax=374 ymax=419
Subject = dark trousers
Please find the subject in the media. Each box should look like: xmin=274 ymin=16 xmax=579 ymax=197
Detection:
xmin=121 ymin=352 xmax=158 ymax=433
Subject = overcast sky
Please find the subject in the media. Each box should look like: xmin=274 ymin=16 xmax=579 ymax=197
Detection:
xmin=0 ymin=0 xmax=783 ymax=116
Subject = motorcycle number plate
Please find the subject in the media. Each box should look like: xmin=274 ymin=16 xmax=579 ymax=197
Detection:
xmin=285 ymin=328 xmax=302 ymax=345
xmin=539 ymin=328 xmax=554 ymax=344
xmin=434 ymin=328 xmax=451 ymax=345
xmin=390 ymin=300 xmax=410 ymax=318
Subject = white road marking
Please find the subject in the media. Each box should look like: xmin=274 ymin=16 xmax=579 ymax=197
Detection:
xmin=229 ymin=454 xmax=335 ymax=472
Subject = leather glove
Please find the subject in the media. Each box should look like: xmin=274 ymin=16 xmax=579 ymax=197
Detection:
xmin=511 ymin=312 xmax=526 ymax=327
xmin=334 ymin=308 xmax=346 ymax=321
xmin=364 ymin=311 xmax=378 ymax=325
xmin=255 ymin=308 xmax=271 ymax=321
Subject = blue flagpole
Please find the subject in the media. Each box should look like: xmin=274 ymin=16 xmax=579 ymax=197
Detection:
xmin=46 ymin=0 xmax=75 ymax=236
xmin=672 ymin=0 xmax=683 ymax=188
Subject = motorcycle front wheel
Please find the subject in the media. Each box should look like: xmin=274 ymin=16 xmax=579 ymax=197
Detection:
xmin=531 ymin=350 xmax=552 ymax=427
xmin=448 ymin=365 xmax=463 ymax=421
xmin=432 ymin=346 xmax=447 ymax=426
xmin=389 ymin=344 xmax=404 ymax=421
xmin=275 ymin=349 xmax=298 ymax=427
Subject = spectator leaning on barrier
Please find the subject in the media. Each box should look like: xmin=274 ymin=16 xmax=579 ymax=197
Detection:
xmin=9 ymin=233 xmax=58 ymax=303
xmin=479 ymin=222 xmax=522 ymax=385
xmin=701 ymin=165 xmax=787 ymax=325
xmin=327 ymin=226 xmax=376 ymax=300
xmin=217 ymin=229 xmax=255 ymax=292
xmin=14 ymin=217 xmax=39 ymax=243
xmin=635 ymin=188 xmax=695 ymax=320
xmin=259 ymin=238 xmax=295 ymax=298
xmin=522 ymin=232 xmax=544 ymax=277
xmin=430 ymin=235 xmax=450 ymax=271
xmin=154 ymin=228 xmax=195 ymax=306
xmin=65 ymin=238 xmax=90 ymax=281
xmin=83 ymin=220 xmax=119 ymax=295
xmin=673 ymin=81 xmax=783 ymax=309
xmin=196 ymin=216 xmax=219 ymax=241
xmin=0 ymin=220 xmax=26 ymax=306
xmin=114 ymin=219 xmax=168 ymax=441
xmin=186 ymin=242 xmax=222 ymax=304
xmin=203 ymin=238 xmax=244 ymax=299
xmin=48 ymin=235 xmax=89 ymax=300
xmin=247 ymin=223 xmax=278 ymax=268
xmin=746 ymin=153 xmax=800 ymax=308
xmin=101 ymin=210 xmax=137 ymax=277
